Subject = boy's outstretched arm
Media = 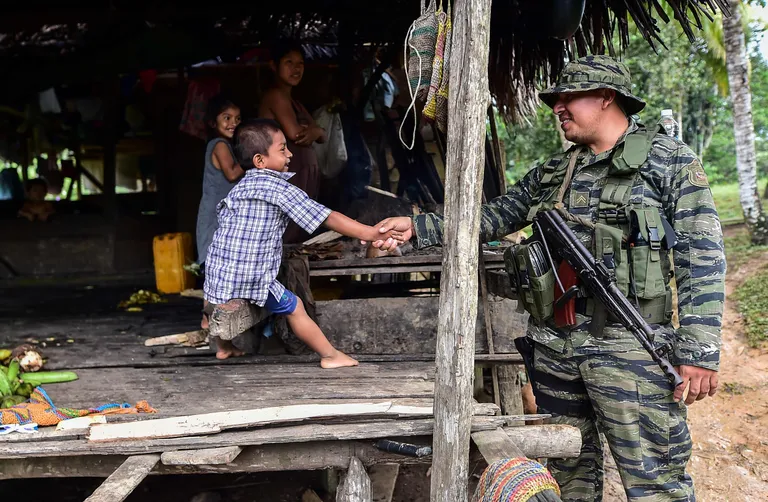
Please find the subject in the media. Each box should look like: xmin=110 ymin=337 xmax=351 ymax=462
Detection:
xmin=323 ymin=211 xmax=397 ymax=243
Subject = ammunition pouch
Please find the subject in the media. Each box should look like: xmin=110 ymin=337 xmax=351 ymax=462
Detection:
xmin=629 ymin=207 xmax=671 ymax=300
xmin=594 ymin=223 xmax=629 ymax=296
xmin=504 ymin=240 xmax=555 ymax=322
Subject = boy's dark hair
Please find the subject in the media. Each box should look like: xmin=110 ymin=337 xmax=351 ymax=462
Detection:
xmin=204 ymin=94 xmax=239 ymax=140
xmin=25 ymin=178 xmax=48 ymax=192
xmin=270 ymin=39 xmax=305 ymax=66
xmin=233 ymin=119 xmax=283 ymax=169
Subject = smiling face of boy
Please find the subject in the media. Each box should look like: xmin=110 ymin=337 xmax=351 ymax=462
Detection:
xmin=253 ymin=129 xmax=292 ymax=173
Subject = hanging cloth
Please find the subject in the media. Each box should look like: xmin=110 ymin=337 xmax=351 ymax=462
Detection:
xmin=179 ymin=78 xmax=221 ymax=140
xmin=312 ymin=102 xmax=348 ymax=179
xmin=399 ymin=0 xmax=438 ymax=150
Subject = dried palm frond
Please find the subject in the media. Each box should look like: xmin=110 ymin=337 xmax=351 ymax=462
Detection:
xmin=489 ymin=0 xmax=730 ymax=123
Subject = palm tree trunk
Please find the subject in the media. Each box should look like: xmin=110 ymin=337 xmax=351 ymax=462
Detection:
xmin=723 ymin=0 xmax=768 ymax=243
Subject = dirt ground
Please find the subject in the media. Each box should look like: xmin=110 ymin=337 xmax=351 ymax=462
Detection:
xmin=603 ymin=246 xmax=768 ymax=501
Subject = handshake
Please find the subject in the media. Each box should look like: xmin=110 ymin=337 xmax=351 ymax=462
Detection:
xmin=361 ymin=217 xmax=415 ymax=250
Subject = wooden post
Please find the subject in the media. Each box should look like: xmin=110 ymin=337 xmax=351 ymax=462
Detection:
xmin=487 ymin=106 xmax=506 ymax=194
xmin=497 ymin=366 xmax=525 ymax=418
xmin=102 ymin=76 xmax=119 ymax=221
xmin=431 ymin=0 xmax=492 ymax=500
xmin=337 ymin=456 xmax=372 ymax=502
xmin=478 ymin=248 xmax=501 ymax=409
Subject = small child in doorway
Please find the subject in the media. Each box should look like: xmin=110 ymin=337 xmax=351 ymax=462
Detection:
xmin=18 ymin=178 xmax=55 ymax=222
xmin=203 ymin=119 xmax=401 ymax=367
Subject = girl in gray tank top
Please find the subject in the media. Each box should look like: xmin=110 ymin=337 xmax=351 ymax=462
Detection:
xmin=195 ymin=95 xmax=243 ymax=267
xmin=195 ymin=95 xmax=243 ymax=330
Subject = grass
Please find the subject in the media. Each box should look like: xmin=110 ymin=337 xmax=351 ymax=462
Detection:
xmin=733 ymin=264 xmax=768 ymax=347
xmin=710 ymin=179 xmax=768 ymax=223
xmin=712 ymin=181 xmax=768 ymax=347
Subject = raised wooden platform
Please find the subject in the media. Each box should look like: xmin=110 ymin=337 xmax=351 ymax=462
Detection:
xmin=0 ymin=276 xmax=578 ymax=499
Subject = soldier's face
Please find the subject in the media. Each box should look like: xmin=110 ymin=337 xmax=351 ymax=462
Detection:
xmin=552 ymin=91 xmax=607 ymax=145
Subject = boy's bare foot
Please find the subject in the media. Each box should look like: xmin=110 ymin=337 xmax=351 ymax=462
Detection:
xmin=216 ymin=347 xmax=245 ymax=360
xmin=215 ymin=339 xmax=245 ymax=360
xmin=320 ymin=350 xmax=359 ymax=369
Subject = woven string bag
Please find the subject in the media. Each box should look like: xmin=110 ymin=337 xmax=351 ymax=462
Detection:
xmin=435 ymin=0 xmax=452 ymax=133
xmin=399 ymin=0 xmax=438 ymax=150
xmin=423 ymin=0 xmax=448 ymax=123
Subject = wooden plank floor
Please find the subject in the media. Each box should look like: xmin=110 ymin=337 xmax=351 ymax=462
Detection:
xmin=1 ymin=281 xmax=443 ymax=419
xmin=42 ymin=362 xmax=436 ymax=417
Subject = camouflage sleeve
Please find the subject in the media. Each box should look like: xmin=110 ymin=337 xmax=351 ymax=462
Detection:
xmin=411 ymin=168 xmax=540 ymax=248
xmin=666 ymin=146 xmax=726 ymax=371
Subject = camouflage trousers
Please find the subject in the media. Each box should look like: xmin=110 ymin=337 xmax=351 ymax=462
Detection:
xmin=532 ymin=341 xmax=694 ymax=502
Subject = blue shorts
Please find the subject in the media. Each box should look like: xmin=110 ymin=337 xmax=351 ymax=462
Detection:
xmin=265 ymin=290 xmax=298 ymax=315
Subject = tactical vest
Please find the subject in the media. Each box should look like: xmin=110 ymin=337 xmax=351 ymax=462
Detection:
xmin=507 ymin=123 xmax=673 ymax=326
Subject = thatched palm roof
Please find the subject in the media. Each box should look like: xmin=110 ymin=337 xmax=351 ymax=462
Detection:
xmin=0 ymin=0 xmax=728 ymax=116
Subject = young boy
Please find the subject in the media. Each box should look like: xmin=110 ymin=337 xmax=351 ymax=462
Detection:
xmin=204 ymin=119 xmax=399 ymax=368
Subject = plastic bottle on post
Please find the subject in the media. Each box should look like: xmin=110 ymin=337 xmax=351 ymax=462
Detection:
xmin=660 ymin=109 xmax=680 ymax=140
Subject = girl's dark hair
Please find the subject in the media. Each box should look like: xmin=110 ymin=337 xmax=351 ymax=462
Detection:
xmin=204 ymin=94 xmax=239 ymax=139
xmin=270 ymin=39 xmax=305 ymax=66
xmin=233 ymin=119 xmax=283 ymax=170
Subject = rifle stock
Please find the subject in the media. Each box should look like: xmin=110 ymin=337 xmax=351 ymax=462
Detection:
xmin=536 ymin=209 xmax=683 ymax=389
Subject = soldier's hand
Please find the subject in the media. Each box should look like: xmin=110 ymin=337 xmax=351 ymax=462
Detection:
xmin=366 ymin=217 xmax=414 ymax=251
xmin=673 ymin=365 xmax=719 ymax=405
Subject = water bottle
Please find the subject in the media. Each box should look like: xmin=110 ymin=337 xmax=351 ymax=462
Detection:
xmin=660 ymin=109 xmax=680 ymax=140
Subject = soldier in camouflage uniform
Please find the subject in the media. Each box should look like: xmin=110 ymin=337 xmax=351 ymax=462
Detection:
xmin=372 ymin=55 xmax=725 ymax=501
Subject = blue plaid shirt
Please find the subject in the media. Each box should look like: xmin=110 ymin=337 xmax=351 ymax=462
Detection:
xmin=203 ymin=169 xmax=331 ymax=306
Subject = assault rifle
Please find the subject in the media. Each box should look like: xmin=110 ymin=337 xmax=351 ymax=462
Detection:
xmin=535 ymin=209 xmax=683 ymax=388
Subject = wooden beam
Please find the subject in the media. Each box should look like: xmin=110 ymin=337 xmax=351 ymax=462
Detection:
xmin=308 ymin=253 xmax=504 ymax=269
xmin=503 ymin=424 xmax=581 ymax=459
xmin=101 ymin=77 xmax=119 ymax=219
xmin=0 ymin=441 xmax=434 ymax=480
xmin=431 ymin=0 xmax=492 ymax=500
xmin=84 ymin=454 xmax=159 ymax=502
xmin=0 ymin=420 xmax=580 ymax=461
xmin=160 ymin=446 xmax=243 ymax=466
xmin=471 ymin=428 xmax=522 ymax=464
xmin=369 ymin=464 xmax=399 ymax=502
xmin=87 ymin=401 xmax=434 ymax=442
xmin=337 ymin=456 xmax=372 ymax=502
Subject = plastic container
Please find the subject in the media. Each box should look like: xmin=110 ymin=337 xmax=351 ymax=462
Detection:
xmin=152 ymin=232 xmax=195 ymax=294
xmin=660 ymin=109 xmax=680 ymax=140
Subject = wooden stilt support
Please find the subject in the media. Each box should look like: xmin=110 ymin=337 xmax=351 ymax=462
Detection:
xmin=430 ymin=0 xmax=493 ymax=499
xmin=84 ymin=454 xmax=159 ymax=502
xmin=337 ymin=456 xmax=372 ymax=502
xmin=369 ymin=464 xmax=399 ymax=502
xmin=478 ymin=245 xmax=501 ymax=409
xmin=497 ymin=365 xmax=525 ymax=419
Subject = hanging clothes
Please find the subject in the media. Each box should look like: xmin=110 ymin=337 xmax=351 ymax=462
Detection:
xmin=179 ymin=78 xmax=221 ymax=140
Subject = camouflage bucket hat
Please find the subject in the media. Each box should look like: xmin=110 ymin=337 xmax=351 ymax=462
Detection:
xmin=538 ymin=55 xmax=646 ymax=115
